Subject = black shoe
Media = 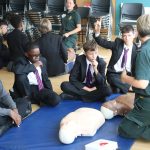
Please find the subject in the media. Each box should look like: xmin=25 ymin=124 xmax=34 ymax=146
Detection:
xmin=60 ymin=93 xmax=78 ymax=100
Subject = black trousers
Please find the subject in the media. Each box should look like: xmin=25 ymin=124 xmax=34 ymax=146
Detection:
xmin=13 ymin=75 xmax=60 ymax=106
xmin=61 ymin=81 xmax=112 ymax=102
xmin=0 ymin=97 xmax=31 ymax=136
xmin=107 ymin=72 xmax=130 ymax=94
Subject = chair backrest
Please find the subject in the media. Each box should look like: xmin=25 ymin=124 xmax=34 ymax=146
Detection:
xmin=47 ymin=0 xmax=64 ymax=14
xmin=9 ymin=0 xmax=25 ymax=12
xmin=77 ymin=7 xmax=90 ymax=19
xmin=29 ymin=0 xmax=46 ymax=11
xmin=91 ymin=0 xmax=110 ymax=13
xmin=121 ymin=3 xmax=144 ymax=20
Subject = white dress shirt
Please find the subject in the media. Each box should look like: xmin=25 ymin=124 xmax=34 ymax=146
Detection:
xmin=114 ymin=44 xmax=132 ymax=72
xmin=27 ymin=63 xmax=42 ymax=85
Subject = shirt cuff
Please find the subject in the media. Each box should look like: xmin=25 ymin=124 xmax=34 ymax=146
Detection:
xmin=95 ymin=33 xmax=100 ymax=37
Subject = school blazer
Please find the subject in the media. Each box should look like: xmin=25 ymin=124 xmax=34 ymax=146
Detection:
xmin=69 ymin=54 xmax=107 ymax=90
xmin=94 ymin=34 xmax=138 ymax=73
xmin=37 ymin=32 xmax=67 ymax=77
xmin=7 ymin=29 xmax=29 ymax=61
xmin=13 ymin=56 xmax=53 ymax=90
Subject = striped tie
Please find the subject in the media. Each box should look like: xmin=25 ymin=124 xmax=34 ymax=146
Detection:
xmin=86 ymin=64 xmax=93 ymax=87
xmin=34 ymin=69 xmax=44 ymax=91
xmin=121 ymin=48 xmax=129 ymax=68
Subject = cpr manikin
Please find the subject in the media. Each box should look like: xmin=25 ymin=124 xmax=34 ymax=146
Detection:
xmin=101 ymin=93 xmax=135 ymax=119
xmin=59 ymin=107 xmax=105 ymax=144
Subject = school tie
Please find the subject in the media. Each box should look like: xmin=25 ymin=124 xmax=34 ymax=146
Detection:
xmin=121 ymin=48 xmax=129 ymax=68
xmin=34 ymin=69 xmax=44 ymax=91
xmin=86 ymin=64 xmax=93 ymax=87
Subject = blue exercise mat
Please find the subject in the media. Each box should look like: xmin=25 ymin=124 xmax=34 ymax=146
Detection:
xmin=0 ymin=94 xmax=134 ymax=150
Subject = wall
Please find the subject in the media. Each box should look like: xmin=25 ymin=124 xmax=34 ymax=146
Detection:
xmin=115 ymin=0 xmax=150 ymax=35
xmin=76 ymin=0 xmax=90 ymax=7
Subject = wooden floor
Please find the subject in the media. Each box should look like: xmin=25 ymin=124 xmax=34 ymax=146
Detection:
xmin=0 ymin=46 xmax=150 ymax=149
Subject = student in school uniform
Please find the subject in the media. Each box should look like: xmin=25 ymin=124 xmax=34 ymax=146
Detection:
xmin=0 ymin=80 xmax=31 ymax=136
xmin=37 ymin=18 xmax=67 ymax=77
xmin=11 ymin=42 xmax=61 ymax=106
xmin=60 ymin=40 xmax=112 ymax=102
xmin=7 ymin=14 xmax=29 ymax=62
xmin=94 ymin=20 xmax=137 ymax=94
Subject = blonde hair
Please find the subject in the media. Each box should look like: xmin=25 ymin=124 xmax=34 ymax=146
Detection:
xmin=39 ymin=18 xmax=52 ymax=34
xmin=137 ymin=14 xmax=150 ymax=37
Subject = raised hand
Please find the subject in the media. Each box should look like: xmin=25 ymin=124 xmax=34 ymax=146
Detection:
xmin=94 ymin=18 xmax=102 ymax=34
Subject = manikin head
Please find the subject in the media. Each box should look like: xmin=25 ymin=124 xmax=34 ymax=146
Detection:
xmin=101 ymin=105 xmax=116 ymax=120
xmin=59 ymin=121 xmax=81 ymax=144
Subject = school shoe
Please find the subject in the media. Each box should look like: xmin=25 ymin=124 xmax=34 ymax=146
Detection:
xmin=60 ymin=93 xmax=80 ymax=100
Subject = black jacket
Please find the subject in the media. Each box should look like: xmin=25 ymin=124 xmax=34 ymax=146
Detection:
xmin=13 ymin=56 xmax=52 ymax=90
xmin=94 ymin=34 xmax=137 ymax=74
xmin=7 ymin=29 xmax=29 ymax=61
xmin=69 ymin=54 xmax=107 ymax=90
xmin=37 ymin=32 xmax=67 ymax=77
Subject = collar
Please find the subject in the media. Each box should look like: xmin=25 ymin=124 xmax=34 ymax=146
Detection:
xmin=66 ymin=9 xmax=75 ymax=14
xmin=141 ymin=38 xmax=150 ymax=47
xmin=86 ymin=58 xmax=92 ymax=66
xmin=123 ymin=44 xmax=133 ymax=51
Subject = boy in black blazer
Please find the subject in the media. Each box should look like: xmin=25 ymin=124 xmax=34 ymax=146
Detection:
xmin=11 ymin=42 xmax=61 ymax=106
xmin=7 ymin=14 xmax=29 ymax=62
xmin=93 ymin=20 xmax=137 ymax=94
xmin=60 ymin=40 xmax=112 ymax=102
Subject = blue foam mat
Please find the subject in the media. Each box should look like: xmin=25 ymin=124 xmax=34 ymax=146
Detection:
xmin=0 ymin=94 xmax=134 ymax=150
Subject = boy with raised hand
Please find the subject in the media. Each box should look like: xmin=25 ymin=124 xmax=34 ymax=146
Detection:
xmin=60 ymin=40 xmax=111 ymax=102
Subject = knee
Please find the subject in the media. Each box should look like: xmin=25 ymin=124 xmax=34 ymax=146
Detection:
xmin=103 ymin=86 xmax=112 ymax=96
xmin=41 ymin=89 xmax=61 ymax=106
xmin=50 ymin=92 xmax=61 ymax=106
xmin=118 ymin=122 xmax=140 ymax=138
xmin=61 ymin=82 xmax=69 ymax=91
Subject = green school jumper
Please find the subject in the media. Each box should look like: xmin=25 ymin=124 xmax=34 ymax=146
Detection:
xmin=118 ymin=39 xmax=150 ymax=140
xmin=62 ymin=10 xmax=81 ymax=49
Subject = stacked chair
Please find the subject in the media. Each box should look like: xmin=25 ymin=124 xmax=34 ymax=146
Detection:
xmin=6 ymin=0 xmax=26 ymax=17
xmin=7 ymin=0 xmax=26 ymax=13
xmin=120 ymin=3 xmax=145 ymax=32
xmin=87 ymin=0 xmax=112 ymax=40
xmin=5 ymin=0 xmax=26 ymax=32
xmin=0 ymin=0 xmax=7 ymax=19
xmin=119 ymin=3 xmax=145 ymax=45
xmin=77 ymin=7 xmax=90 ymax=48
xmin=45 ymin=0 xmax=65 ymax=34
xmin=25 ymin=0 xmax=47 ymax=41
xmin=120 ymin=3 xmax=144 ymax=27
